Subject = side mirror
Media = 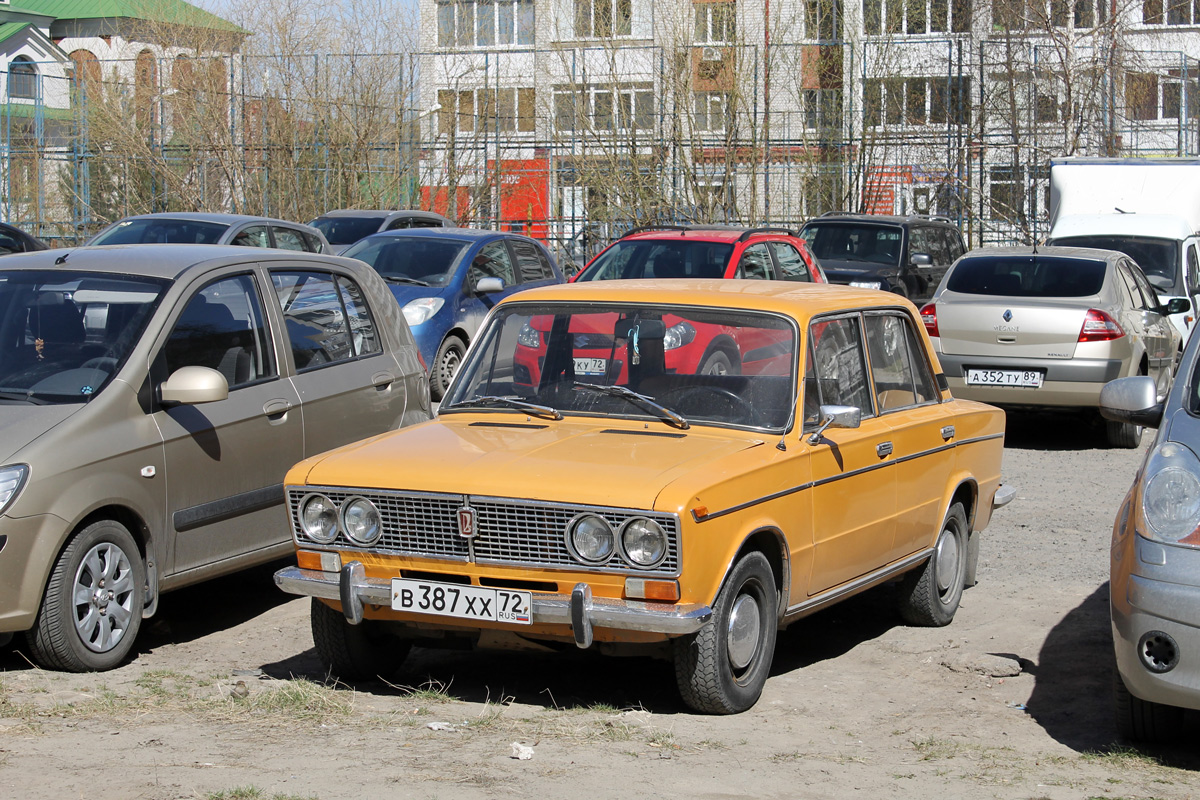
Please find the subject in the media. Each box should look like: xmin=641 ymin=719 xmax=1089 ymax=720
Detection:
xmin=1099 ymin=375 xmax=1163 ymax=429
xmin=808 ymin=404 xmax=862 ymax=444
xmin=910 ymin=252 xmax=933 ymax=268
xmin=475 ymin=276 xmax=504 ymax=294
xmin=160 ymin=365 xmax=229 ymax=405
xmin=1163 ymin=297 xmax=1192 ymax=316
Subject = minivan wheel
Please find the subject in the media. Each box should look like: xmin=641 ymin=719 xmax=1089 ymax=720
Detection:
xmin=431 ymin=335 xmax=466 ymax=401
xmin=311 ymin=599 xmax=409 ymax=682
xmin=26 ymin=519 xmax=145 ymax=672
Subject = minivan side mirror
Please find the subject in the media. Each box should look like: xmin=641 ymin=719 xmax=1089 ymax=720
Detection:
xmin=910 ymin=252 xmax=933 ymax=268
xmin=160 ymin=366 xmax=229 ymax=405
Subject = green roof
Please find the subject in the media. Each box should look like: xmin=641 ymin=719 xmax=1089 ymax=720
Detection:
xmin=18 ymin=0 xmax=244 ymax=34
xmin=0 ymin=21 xmax=34 ymax=45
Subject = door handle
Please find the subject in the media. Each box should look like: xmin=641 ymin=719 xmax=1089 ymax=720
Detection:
xmin=263 ymin=399 xmax=292 ymax=417
xmin=876 ymin=441 xmax=893 ymax=458
xmin=372 ymin=371 xmax=396 ymax=388
xmin=941 ymin=425 xmax=956 ymax=440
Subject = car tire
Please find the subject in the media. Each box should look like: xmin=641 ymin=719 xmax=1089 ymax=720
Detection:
xmin=891 ymin=282 xmax=910 ymax=300
xmin=26 ymin=519 xmax=145 ymax=672
xmin=431 ymin=335 xmax=466 ymax=402
xmin=1106 ymin=417 xmax=1143 ymax=449
xmin=311 ymin=598 xmax=409 ymax=682
xmin=898 ymin=503 xmax=968 ymax=627
xmin=1114 ymin=670 xmax=1184 ymax=743
xmin=674 ymin=551 xmax=777 ymax=714
xmin=699 ymin=349 xmax=739 ymax=376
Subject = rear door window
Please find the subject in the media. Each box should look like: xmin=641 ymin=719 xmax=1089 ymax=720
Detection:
xmin=271 ymin=271 xmax=379 ymax=370
xmin=510 ymin=239 xmax=554 ymax=282
xmin=272 ymin=226 xmax=309 ymax=252
xmin=231 ymin=226 xmax=270 ymax=248
xmin=737 ymin=243 xmax=773 ymax=279
xmin=770 ymin=241 xmax=812 ymax=281
xmin=864 ymin=312 xmax=937 ymax=412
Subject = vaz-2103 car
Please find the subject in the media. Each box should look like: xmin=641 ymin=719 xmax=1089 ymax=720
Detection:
xmin=275 ymin=280 xmax=1013 ymax=713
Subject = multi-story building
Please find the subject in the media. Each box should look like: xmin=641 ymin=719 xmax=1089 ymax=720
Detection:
xmin=416 ymin=0 xmax=1200 ymax=247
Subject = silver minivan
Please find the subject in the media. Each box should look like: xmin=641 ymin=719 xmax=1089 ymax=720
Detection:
xmin=0 ymin=245 xmax=430 ymax=670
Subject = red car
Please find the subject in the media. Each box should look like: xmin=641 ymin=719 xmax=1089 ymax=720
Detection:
xmin=572 ymin=225 xmax=826 ymax=284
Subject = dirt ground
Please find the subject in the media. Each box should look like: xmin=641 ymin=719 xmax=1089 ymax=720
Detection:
xmin=4 ymin=412 xmax=1200 ymax=800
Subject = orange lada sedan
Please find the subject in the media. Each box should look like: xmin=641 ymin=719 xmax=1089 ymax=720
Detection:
xmin=275 ymin=280 xmax=1014 ymax=713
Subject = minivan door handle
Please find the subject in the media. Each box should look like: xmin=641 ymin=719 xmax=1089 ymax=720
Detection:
xmin=372 ymin=371 xmax=396 ymax=388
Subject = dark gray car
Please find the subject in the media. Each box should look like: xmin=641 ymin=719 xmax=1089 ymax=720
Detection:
xmin=0 ymin=245 xmax=430 ymax=671
xmin=310 ymin=209 xmax=455 ymax=255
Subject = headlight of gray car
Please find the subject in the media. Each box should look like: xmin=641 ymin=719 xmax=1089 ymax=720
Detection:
xmin=300 ymin=493 xmax=339 ymax=544
xmin=0 ymin=464 xmax=28 ymax=516
xmin=620 ymin=517 xmax=668 ymax=567
xmin=566 ymin=513 xmax=615 ymax=563
xmin=1141 ymin=442 xmax=1200 ymax=545
xmin=341 ymin=497 xmax=382 ymax=546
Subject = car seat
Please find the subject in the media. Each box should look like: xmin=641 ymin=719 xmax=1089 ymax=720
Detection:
xmin=652 ymin=249 xmax=687 ymax=278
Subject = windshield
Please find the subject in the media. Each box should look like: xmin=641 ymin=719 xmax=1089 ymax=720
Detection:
xmin=443 ymin=301 xmax=797 ymax=431
xmin=343 ymin=236 xmax=469 ymax=287
xmin=577 ymin=240 xmax=735 ymax=281
xmin=310 ymin=216 xmax=383 ymax=246
xmin=800 ymin=223 xmax=903 ymax=267
xmin=947 ymin=256 xmax=1106 ymax=297
xmin=1048 ymin=235 xmax=1178 ymax=292
xmin=0 ymin=271 xmax=168 ymax=403
xmin=91 ymin=218 xmax=228 ymax=245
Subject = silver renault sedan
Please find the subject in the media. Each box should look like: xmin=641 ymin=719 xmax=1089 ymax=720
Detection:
xmin=1101 ymin=333 xmax=1200 ymax=740
xmin=921 ymin=246 xmax=1186 ymax=447
xmin=0 ymin=245 xmax=430 ymax=671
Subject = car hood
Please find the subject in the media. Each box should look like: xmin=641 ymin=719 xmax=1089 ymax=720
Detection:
xmin=292 ymin=415 xmax=764 ymax=509
xmin=0 ymin=402 xmax=83 ymax=462
xmin=385 ymin=282 xmax=453 ymax=306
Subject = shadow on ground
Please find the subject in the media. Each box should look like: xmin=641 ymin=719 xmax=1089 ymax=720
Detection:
xmin=260 ymin=582 xmax=904 ymax=714
xmin=1002 ymin=409 xmax=1114 ymax=452
xmin=1026 ymin=582 xmax=1200 ymax=769
xmin=0 ymin=559 xmax=294 ymax=672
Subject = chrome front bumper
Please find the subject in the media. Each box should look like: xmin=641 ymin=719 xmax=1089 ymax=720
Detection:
xmin=274 ymin=562 xmax=712 ymax=649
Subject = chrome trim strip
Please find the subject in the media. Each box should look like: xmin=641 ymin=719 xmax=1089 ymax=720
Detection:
xmin=693 ymin=433 xmax=1003 ymax=523
xmin=273 ymin=565 xmax=712 ymax=637
xmin=783 ymin=548 xmax=933 ymax=620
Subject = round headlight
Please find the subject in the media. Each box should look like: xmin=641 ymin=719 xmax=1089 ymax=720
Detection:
xmin=341 ymin=497 xmax=382 ymax=545
xmin=621 ymin=518 xmax=668 ymax=567
xmin=300 ymin=494 xmax=338 ymax=544
xmin=1144 ymin=466 xmax=1200 ymax=542
xmin=567 ymin=514 xmax=615 ymax=563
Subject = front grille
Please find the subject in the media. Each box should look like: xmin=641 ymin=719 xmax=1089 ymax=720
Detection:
xmin=288 ymin=487 xmax=681 ymax=576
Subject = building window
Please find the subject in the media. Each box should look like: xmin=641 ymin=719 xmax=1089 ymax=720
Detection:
xmin=694 ymin=91 xmax=730 ymax=131
xmin=694 ymin=1 xmax=736 ymax=43
xmin=8 ymin=56 xmax=36 ymax=100
xmin=1127 ymin=73 xmax=1159 ymax=120
xmin=438 ymin=87 xmax=536 ymax=133
xmin=576 ymin=0 xmax=633 ymax=37
xmin=68 ymin=50 xmax=100 ymax=104
xmin=802 ymin=88 xmax=843 ymax=129
xmin=437 ymin=0 xmax=535 ymax=47
xmin=864 ymin=0 xmax=970 ymax=34
xmin=865 ymin=76 xmax=970 ymax=127
xmin=1141 ymin=0 xmax=1200 ymax=22
xmin=989 ymin=166 xmax=1025 ymax=221
xmin=554 ymin=83 xmax=654 ymax=131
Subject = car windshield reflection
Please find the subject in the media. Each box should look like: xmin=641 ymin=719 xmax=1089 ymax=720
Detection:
xmin=90 ymin=218 xmax=228 ymax=245
xmin=0 ymin=271 xmax=167 ymax=403
xmin=443 ymin=302 xmax=797 ymax=431
xmin=343 ymin=237 xmax=468 ymax=288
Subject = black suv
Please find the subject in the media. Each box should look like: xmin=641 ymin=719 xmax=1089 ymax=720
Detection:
xmin=798 ymin=213 xmax=966 ymax=302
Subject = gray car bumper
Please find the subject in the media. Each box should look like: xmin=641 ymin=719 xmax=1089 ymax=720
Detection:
xmin=274 ymin=562 xmax=712 ymax=649
xmin=937 ymin=353 xmax=1123 ymax=383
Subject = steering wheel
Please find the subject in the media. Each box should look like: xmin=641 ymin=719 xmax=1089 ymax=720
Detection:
xmin=658 ymin=385 xmax=754 ymax=423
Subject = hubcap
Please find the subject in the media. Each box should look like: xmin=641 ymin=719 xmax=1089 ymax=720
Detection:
xmin=73 ymin=542 xmax=135 ymax=653
xmin=935 ymin=528 xmax=960 ymax=594
xmin=440 ymin=349 xmax=461 ymax=386
xmin=726 ymin=592 xmax=762 ymax=670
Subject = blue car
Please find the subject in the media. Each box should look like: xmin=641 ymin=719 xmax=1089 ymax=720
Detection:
xmin=342 ymin=228 xmax=565 ymax=399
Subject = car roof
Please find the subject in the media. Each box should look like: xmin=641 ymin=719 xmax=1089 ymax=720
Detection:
xmin=109 ymin=212 xmax=315 ymax=227
xmin=804 ymin=214 xmax=958 ymax=227
xmin=618 ymin=226 xmax=803 ymax=244
xmin=315 ymin=209 xmax=452 ymax=222
xmin=960 ymin=245 xmax=1119 ymax=262
xmin=0 ymin=244 xmax=364 ymax=281
xmin=497 ymin=278 xmax=901 ymax=318
xmin=359 ymin=227 xmax=532 ymax=244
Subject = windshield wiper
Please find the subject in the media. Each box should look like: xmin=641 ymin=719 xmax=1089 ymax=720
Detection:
xmin=445 ymin=395 xmax=562 ymax=420
xmin=381 ymin=275 xmax=429 ymax=286
xmin=0 ymin=390 xmax=48 ymax=405
xmin=573 ymin=382 xmax=690 ymax=430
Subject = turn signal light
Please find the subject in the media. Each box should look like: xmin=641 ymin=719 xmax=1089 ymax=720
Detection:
xmin=296 ymin=549 xmax=341 ymax=572
xmin=1079 ymin=308 xmax=1125 ymax=342
xmin=624 ymin=578 xmax=681 ymax=602
xmin=919 ymin=302 xmax=939 ymax=337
